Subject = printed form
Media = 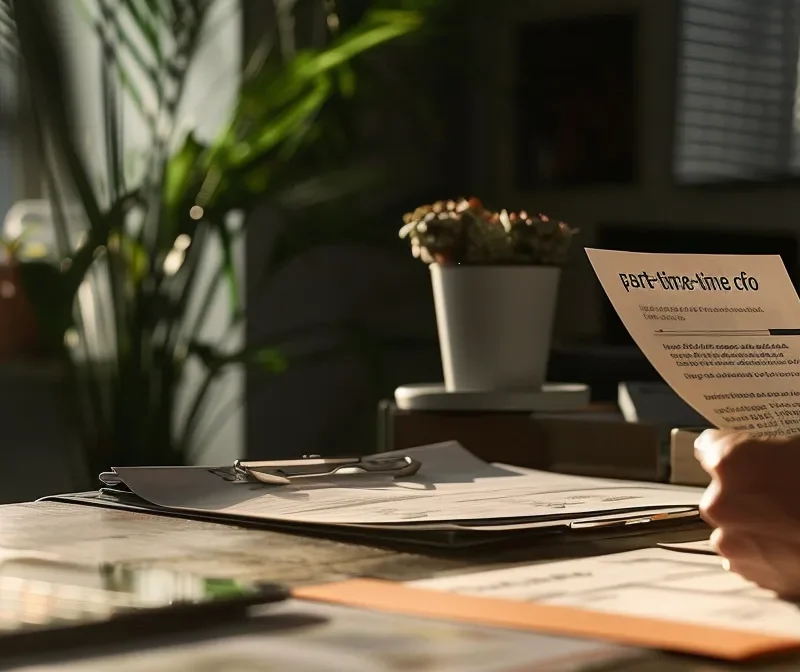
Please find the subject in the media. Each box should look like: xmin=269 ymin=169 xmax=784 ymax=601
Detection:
xmin=411 ymin=548 xmax=800 ymax=640
xmin=586 ymin=249 xmax=800 ymax=436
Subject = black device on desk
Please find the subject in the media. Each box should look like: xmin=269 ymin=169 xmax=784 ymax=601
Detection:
xmin=0 ymin=554 xmax=288 ymax=660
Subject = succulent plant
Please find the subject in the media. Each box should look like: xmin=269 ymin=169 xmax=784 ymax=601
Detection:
xmin=399 ymin=197 xmax=576 ymax=266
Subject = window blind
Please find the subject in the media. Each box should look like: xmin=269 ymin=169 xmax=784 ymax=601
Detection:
xmin=675 ymin=0 xmax=800 ymax=183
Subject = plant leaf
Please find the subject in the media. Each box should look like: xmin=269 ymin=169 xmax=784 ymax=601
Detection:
xmin=206 ymin=8 xmax=422 ymax=180
xmin=165 ymin=131 xmax=206 ymax=210
xmin=225 ymin=74 xmax=333 ymax=169
xmin=214 ymin=218 xmax=240 ymax=319
xmin=297 ymin=10 xmax=422 ymax=77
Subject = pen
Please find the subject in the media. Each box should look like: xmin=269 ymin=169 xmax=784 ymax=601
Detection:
xmin=569 ymin=509 xmax=699 ymax=530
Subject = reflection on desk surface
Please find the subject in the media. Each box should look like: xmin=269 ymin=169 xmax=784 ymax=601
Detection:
xmin=13 ymin=599 xmax=800 ymax=672
xmin=11 ymin=599 xmax=645 ymax=672
xmin=0 ymin=555 xmax=268 ymax=635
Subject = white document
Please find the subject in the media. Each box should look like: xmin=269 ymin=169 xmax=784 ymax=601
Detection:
xmin=111 ymin=442 xmax=701 ymax=526
xmin=587 ymin=249 xmax=800 ymax=436
xmin=411 ymin=548 xmax=800 ymax=639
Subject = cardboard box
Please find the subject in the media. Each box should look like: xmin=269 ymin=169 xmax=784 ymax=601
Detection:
xmin=669 ymin=428 xmax=709 ymax=486
xmin=378 ymin=402 xmax=664 ymax=482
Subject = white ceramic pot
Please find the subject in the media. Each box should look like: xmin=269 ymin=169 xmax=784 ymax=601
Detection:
xmin=430 ymin=263 xmax=560 ymax=392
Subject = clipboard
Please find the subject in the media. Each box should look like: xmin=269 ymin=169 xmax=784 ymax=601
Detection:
xmin=70 ymin=443 xmax=707 ymax=549
xmin=42 ymin=488 xmax=704 ymax=553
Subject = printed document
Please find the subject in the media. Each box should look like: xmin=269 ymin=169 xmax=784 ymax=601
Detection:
xmin=587 ymin=249 xmax=800 ymax=435
xmin=111 ymin=442 xmax=701 ymax=526
xmin=411 ymin=548 xmax=800 ymax=639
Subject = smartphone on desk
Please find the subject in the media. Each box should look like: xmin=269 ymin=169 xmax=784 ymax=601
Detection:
xmin=0 ymin=554 xmax=288 ymax=661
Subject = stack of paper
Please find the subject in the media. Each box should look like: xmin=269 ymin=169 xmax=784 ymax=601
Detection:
xmin=93 ymin=442 xmax=704 ymax=547
xmin=295 ymin=546 xmax=800 ymax=661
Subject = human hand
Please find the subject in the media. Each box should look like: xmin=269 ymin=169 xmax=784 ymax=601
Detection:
xmin=694 ymin=428 xmax=800 ymax=597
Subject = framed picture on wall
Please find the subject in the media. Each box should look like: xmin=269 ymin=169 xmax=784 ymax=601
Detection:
xmin=514 ymin=13 xmax=639 ymax=189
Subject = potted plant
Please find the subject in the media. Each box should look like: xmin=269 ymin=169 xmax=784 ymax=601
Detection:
xmin=399 ymin=197 xmax=576 ymax=392
xmin=3 ymin=0 xmax=427 ymax=480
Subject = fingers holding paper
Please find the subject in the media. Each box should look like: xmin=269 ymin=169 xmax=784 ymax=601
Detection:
xmin=710 ymin=528 xmax=800 ymax=595
xmin=695 ymin=428 xmax=800 ymax=597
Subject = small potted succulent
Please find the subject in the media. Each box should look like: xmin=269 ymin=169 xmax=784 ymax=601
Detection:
xmin=400 ymin=197 xmax=576 ymax=392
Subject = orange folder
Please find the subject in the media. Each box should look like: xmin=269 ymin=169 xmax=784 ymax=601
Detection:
xmin=294 ymin=579 xmax=800 ymax=662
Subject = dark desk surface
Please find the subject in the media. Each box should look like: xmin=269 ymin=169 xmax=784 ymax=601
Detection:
xmin=0 ymin=501 xmax=793 ymax=671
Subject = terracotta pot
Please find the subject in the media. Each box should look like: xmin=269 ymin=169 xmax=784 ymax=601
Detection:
xmin=0 ymin=262 xmax=43 ymax=360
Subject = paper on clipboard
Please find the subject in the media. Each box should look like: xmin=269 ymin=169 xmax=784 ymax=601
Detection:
xmin=109 ymin=442 xmax=702 ymax=527
xmin=586 ymin=249 xmax=800 ymax=436
xmin=295 ymin=548 xmax=800 ymax=661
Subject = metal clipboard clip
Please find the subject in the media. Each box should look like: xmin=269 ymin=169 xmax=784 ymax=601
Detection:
xmin=212 ymin=454 xmax=422 ymax=485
